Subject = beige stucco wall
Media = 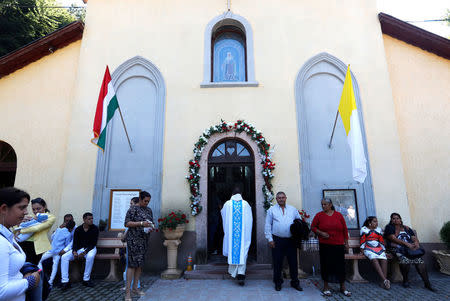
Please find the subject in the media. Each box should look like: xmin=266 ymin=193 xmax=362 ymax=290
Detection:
xmin=60 ymin=0 xmax=410 ymax=231
xmin=383 ymin=35 xmax=450 ymax=243
xmin=0 ymin=41 xmax=81 ymax=224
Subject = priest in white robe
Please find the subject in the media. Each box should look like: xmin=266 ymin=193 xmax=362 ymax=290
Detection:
xmin=221 ymin=187 xmax=253 ymax=285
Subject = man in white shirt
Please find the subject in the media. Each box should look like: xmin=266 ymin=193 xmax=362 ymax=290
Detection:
xmin=264 ymin=191 xmax=302 ymax=291
xmin=221 ymin=187 xmax=253 ymax=286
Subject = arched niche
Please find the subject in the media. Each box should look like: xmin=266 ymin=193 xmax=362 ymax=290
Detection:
xmin=295 ymin=52 xmax=375 ymax=229
xmin=201 ymin=11 xmax=258 ymax=88
xmin=92 ymin=56 xmax=166 ymax=227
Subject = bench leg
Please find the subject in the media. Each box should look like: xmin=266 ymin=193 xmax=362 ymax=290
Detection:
xmin=389 ymin=260 xmax=403 ymax=283
xmin=104 ymin=259 xmax=120 ymax=282
xmin=69 ymin=260 xmax=83 ymax=283
xmin=347 ymin=259 xmax=368 ymax=283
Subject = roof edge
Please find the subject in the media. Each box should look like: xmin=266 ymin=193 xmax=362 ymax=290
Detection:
xmin=0 ymin=21 xmax=84 ymax=78
xmin=379 ymin=12 xmax=450 ymax=60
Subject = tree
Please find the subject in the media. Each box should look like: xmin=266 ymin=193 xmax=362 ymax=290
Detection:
xmin=0 ymin=0 xmax=80 ymax=56
xmin=68 ymin=3 xmax=85 ymax=23
xmin=445 ymin=9 xmax=450 ymax=26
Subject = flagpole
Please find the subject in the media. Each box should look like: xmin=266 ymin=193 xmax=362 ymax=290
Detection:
xmin=328 ymin=110 xmax=339 ymax=148
xmin=117 ymin=106 xmax=133 ymax=152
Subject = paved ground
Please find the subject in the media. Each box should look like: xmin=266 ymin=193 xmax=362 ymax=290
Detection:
xmin=312 ymin=273 xmax=450 ymax=301
xmin=47 ymin=276 xmax=157 ymax=301
xmin=138 ymin=279 xmax=322 ymax=301
xmin=47 ymin=272 xmax=450 ymax=301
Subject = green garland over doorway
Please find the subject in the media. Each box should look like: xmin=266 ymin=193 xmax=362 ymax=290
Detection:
xmin=187 ymin=120 xmax=275 ymax=216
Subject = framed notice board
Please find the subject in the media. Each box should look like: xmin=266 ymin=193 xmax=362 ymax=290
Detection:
xmin=323 ymin=189 xmax=359 ymax=229
xmin=109 ymin=189 xmax=141 ymax=231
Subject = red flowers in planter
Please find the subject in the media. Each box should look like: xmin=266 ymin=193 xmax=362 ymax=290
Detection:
xmin=158 ymin=211 xmax=189 ymax=230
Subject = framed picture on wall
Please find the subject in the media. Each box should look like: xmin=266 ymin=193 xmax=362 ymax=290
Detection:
xmin=323 ymin=189 xmax=359 ymax=229
xmin=109 ymin=189 xmax=141 ymax=231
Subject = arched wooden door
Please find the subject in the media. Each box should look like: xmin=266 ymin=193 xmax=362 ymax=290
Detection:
xmin=207 ymin=139 xmax=256 ymax=262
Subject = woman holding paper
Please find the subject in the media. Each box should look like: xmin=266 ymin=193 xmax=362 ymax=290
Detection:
xmin=123 ymin=191 xmax=154 ymax=301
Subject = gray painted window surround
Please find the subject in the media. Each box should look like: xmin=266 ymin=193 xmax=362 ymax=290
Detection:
xmin=201 ymin=11 xmax=258 ymax=88
xmin=295 ymin=52 xmax=375 ymax=225
xmin=92 ymin=56 xmax=166 ymax=226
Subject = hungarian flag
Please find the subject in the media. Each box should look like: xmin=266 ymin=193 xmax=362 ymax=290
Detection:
xmin=338 ymin=65 xmax=367 ymax=183
xmin=91 ymin=66 xmax=119 ymax=151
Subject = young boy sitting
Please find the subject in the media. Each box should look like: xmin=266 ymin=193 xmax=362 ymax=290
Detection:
xmin=39 ymin=220 xmax=76 ymax=286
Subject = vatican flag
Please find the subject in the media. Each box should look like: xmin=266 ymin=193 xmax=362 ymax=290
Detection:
xmin=338 ymin=66 xmax=367 ymax=183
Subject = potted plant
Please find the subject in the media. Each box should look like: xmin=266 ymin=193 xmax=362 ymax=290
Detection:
xmin=158 ymin=211 xmax=189 ymax=279
xmin=98 ymin=218 xmax=108 ymax=231
xmin=433 ymin=221 xmax=450 ymax=275
xmin=158 ymin=211 xmax=189 ymax=240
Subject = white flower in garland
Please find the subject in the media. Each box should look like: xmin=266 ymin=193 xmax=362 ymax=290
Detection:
xmin=188 ymin=120 xmax=276 ymax=215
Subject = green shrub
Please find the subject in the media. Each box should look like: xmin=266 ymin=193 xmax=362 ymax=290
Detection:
xmin=440 ymin=221 xmax=450 ymax=249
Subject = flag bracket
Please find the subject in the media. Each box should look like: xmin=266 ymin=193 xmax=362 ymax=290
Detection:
xmin=328 ymin=110 xmax=339 ymax=148
xmin=117 ymin=106 xmax=133 ymax=152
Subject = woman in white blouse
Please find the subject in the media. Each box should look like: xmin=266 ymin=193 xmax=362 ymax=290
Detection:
xmin=0 ymin=187 xmax=41 ymax=301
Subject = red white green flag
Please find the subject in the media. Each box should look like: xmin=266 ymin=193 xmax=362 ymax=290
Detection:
xmin=91 ymin=66 xmax=119 ymax=151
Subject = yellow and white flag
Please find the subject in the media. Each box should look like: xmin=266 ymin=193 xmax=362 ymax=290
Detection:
xmin=338 ymin=66 xmax=367 ymax=183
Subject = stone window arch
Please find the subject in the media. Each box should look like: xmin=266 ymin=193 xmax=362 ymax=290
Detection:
xmin=201 ymin=12 xmax=258 ymax=88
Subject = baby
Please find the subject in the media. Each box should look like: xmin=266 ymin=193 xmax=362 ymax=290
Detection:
xmin=16 ymin=213 xmax=49 ymax=242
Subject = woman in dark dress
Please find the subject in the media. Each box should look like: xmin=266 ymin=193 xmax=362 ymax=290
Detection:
xmin=124 ymin=191 xmax=154 ymax=301
xmin=384 ymin=213 xmax=434 ymax=291
xmin=311 ymin=198 xmax=351 ymax=297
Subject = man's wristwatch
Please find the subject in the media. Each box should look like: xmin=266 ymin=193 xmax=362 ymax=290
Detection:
xmin=140 ymin=221 xmax=143 ymax=226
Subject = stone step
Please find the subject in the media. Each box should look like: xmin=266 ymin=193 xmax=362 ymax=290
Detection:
xmin=184 ymin=269 xmax=273 ymax=280
xmin=194 ymin=263 xmax=271 ymax=271
xmin=184 ymin=264 xmax=273 ymax=280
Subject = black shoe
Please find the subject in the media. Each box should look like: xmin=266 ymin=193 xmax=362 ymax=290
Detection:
xmin=275 ymin=284 xmax=282 ymax=291
xmin=291 ymin=284 xmax=303 ymax=291
xmin=237 ymin=274 xmax=245 ymax=286
xmin=82 ymin=280 xmax=95 ymax=288
xmin=61 ymin=282 xmax=71 ymax=291
xmin=425 ymin=282 xmax=436 ymax=292
xmin=402 ymin=281 xmax=410 ymax=288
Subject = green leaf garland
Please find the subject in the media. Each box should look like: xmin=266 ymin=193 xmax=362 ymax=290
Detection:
xmin=187 ymin=120 xmax=275 ymax=216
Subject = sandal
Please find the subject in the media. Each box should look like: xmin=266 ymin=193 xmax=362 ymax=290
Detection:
xmin=124 ymin=296 xmax=132 ymax=301
xmin=322 ymin=290 xmax=332 ymax=296
xmin=132 ymin=289 xmax=145 ymax=296
xmin=383 ymin=279 xmax=391 ymax=290
xmin=340 ymin=290 xmax=352 ymax=297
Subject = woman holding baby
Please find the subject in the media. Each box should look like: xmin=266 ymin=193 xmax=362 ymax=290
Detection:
xmin=18 ymin=197 xmax=55 ymax=265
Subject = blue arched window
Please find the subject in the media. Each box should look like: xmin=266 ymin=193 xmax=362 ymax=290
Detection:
xmin=212 ymin=26 xmax=246 ymax=82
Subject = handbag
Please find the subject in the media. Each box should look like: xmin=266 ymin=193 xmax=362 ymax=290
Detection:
xmin=396 ymin=226 xmax=425 ymax=259
xmin=20 ymin=262 xmax=51 ymax=301
xmin=404 ymin=246 xmax=425 ymax=259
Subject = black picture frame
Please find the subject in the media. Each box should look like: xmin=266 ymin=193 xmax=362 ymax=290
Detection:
xmin=323 ymin=189 xmax=359 ymax=229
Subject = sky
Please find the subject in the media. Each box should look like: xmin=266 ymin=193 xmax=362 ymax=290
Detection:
xmin=58 ymin=0 xmax=449 ymax=38
xmin=377 ymin=0 xmax=449 ymax=38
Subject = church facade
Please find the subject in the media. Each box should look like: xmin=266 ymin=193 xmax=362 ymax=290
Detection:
xmin=0 ymin=0 xmax=448 ymax=270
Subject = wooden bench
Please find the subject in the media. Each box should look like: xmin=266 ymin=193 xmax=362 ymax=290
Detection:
xmin=95 ymin=234 xmax=126 ymax=281
xmin=345 ymin=237 xmax=400 ymax=283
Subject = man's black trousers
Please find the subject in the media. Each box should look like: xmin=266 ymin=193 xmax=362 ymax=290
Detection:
xmin=272 ymin=235 xmax=299 ymax=286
